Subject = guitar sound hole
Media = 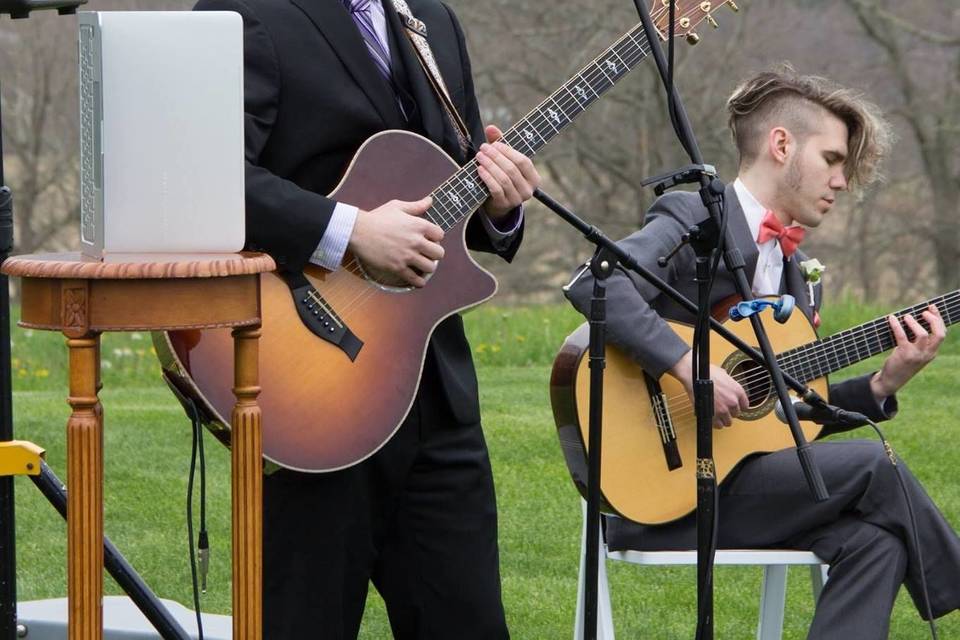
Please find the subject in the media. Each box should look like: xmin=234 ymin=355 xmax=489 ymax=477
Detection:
xmin=728 ymin=360 xmax=772 ymax=409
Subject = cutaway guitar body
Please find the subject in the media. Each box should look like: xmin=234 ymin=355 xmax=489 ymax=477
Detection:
xmin=157 ymin=131 xmax=496 ymax=472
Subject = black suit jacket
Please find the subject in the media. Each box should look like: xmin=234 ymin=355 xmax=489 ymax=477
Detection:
xmin=564 ymin=185 xmax=895 ymax=433
xmin=194 ymin=0 xmax=523 ymax=424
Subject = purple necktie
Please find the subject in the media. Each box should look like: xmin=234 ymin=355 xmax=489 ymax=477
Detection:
xmin=343 ymin=0 xmax=393 ymax=83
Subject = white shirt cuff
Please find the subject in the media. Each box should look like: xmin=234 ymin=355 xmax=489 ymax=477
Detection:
xmin=310 ymin=203 xmax=358 ymax=271
xmin=479 ymin=205 xmax=524 ymax=250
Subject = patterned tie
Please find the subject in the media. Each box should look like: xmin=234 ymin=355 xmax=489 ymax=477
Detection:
xmin=343 ymin=0 xmax=393 ymax=83
xmin=757 ymin=210 xmax=806 ymax=258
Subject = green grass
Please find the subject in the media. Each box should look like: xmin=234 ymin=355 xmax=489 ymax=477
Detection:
xmin=10 ymin=301 xmax=960 ymax=638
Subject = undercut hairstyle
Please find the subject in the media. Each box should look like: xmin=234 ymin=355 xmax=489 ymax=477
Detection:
xmin=726 ymin=65 xmax=893 ymax=191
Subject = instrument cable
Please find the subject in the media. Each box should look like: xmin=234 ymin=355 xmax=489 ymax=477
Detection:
xmin=863 ymin=418 xmax=939 ymax=640
xmin=186 ymin=398 xmax=208 ymax=640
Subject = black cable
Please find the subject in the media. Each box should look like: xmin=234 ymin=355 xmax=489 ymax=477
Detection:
xmin=664 ymin=0 xmax=691 ymax=160
xmin=186 ymin=399 xmax=205 ymax=640
xmin=197 ymin=401 xmax=209 ymax=595
xmin=863 ymin=418 xmax=938 ymax=640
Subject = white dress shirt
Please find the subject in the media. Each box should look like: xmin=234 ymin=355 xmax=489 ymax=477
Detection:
xmin=734 ymin=178 xmax=785 ymax=297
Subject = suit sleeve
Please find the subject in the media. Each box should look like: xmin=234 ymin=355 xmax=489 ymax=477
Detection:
xmin=815 ymin=373 xmax=898 ymax=438
xmin=195 ymin=0 xmax=337 ymax=271
xmin=442 ymin=3 xmax=524 ymax=262
xmin=563 ymin=193 xmax=696 ymax=378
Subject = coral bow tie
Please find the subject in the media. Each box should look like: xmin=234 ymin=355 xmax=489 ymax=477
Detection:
xmin=757 ymin=211 xmax=805 ymax=258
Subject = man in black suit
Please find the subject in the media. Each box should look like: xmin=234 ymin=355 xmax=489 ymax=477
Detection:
xmin=565 ymin=68 xmax=960 ymax=638
xmin=193 ymin=0 xmax=540 ymax=637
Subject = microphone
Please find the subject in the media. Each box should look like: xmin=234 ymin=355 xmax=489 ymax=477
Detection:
xmin=774 ymin=399 xmax=868 ymax=426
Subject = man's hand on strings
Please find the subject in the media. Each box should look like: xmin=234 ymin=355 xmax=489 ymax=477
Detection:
xmin=870 ymin=304 xmax=946 ymax=400
xmin=348 ymin=197 xmax=444 ymax=288
xmin=669 ymin=351 xmax=750 ymax=429
xmin=477 ymin=125 xmax=541 ymax=220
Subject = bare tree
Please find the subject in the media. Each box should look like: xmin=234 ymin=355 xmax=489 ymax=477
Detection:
xmin=1 ymin=0 xmax=955 ymax=303
xmin=845 ymin=0 xmax=960 ymax=292
xmin=0 ymin=13 xmax=79 ymax=255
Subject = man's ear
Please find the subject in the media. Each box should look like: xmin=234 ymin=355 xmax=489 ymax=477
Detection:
xmin=768 ymin=126 xmax=791 ymax=166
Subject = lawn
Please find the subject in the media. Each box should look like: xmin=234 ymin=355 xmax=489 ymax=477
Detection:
xmin=10 ymin=300 xmax=960 ymax=638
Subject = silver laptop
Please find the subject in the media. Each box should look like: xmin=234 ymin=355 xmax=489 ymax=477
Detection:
xmin=78 ymin=11 xmax=245 ymax=257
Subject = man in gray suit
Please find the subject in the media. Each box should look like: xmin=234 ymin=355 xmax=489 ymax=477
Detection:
xmin=564 ymin=68 xmax=960 ymax=638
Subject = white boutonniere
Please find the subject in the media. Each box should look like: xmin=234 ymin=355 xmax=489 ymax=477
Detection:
xmin=799 ymin=259 xmax=826 ymax=308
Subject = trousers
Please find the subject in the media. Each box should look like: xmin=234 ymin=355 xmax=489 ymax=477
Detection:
xmin=607 ymin=440 xmax=960 ymax=639
xmin=262 ymin=360 xmax=508 ymax=639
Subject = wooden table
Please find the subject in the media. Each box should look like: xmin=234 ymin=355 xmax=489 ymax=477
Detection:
xmin=2 ymin=252 xmax=275 ymax=640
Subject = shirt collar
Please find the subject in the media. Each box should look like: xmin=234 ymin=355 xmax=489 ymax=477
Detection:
xmin=733 ymin=178 xmax=767 ymax=248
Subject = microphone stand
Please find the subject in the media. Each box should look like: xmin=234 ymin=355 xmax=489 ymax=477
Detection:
xmin=537 ymin=187 xmax=830 ymax=640
xmin=1 ymin=4 xmax=188 ymax=639
xmin=629 ymin=2 xmax=829 ymax=637
xmin=538 ymin=2 xmax=832 ymax=636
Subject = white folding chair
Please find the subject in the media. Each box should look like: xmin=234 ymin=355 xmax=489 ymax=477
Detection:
xmin=574 ymin=502 xmax=829 ymax=640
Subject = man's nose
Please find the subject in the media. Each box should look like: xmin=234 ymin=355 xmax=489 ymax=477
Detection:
xmin=829 ymin=172 xmax=848 ymax=191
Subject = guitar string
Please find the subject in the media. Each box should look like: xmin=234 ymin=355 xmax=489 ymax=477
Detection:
xmin=705 ymin=299 xmax=955 ymax=403
xmin=324 ymin=7 xmax=699 ymax=313
xmin=662 ymin=301 xmax=958 ymax=423
xmin=722 ymin=294 xmax=960 ymax=400
xmin=653 ymin=295 xmax=959 ymax=423
xmin=311 ymin=6 xmax=689 ymax=318
xmin=321 ymin=18 xmax=668 ymax=316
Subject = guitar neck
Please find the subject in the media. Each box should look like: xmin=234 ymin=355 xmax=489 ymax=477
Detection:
xmin=423 ymin=22 xmax=656 ymax=231
xmin=778 ymin=290 xmax=960 ymax=383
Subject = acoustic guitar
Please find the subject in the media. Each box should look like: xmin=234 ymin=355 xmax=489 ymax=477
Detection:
xmin=550 ymin=291 xmax=959 ymax=525
xmin=152 ymin=1 xmax=734 ymax=472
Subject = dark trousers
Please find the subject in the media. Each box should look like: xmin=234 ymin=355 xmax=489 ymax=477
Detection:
xmin=607 ymin=440 xmax=960 ymax=639
xmin=262 ymin=364 xmax=508 ymax=640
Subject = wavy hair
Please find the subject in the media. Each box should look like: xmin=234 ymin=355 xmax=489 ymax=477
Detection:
xmin=727 ymin=65 xmax=893 ymax=191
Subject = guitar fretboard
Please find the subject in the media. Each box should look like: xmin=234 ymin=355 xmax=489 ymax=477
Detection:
xmin=423 ymin=23 xmax=655 ymax=231
xmin=776 ymin=290 xmax=960 ymax=384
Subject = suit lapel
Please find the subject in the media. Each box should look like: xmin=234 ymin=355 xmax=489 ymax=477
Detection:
xmin=383 ymin=2 xmax=452 ymax=154
xmin=723 ymin=183 xmax=760 ymax=284
xmin=290 ymin=0 xmax=405 ymax=130
xmin=782 ymin=254 xmax=816 ymax=324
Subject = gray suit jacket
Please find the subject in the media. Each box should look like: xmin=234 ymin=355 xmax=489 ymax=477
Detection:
xmin=563 ymin=184 xmax=895 ymax=432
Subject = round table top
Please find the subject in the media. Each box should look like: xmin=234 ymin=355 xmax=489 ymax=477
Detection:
xmin=1 ymin=252 xmax=276 ymax=280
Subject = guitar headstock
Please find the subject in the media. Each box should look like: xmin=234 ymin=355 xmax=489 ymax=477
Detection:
xmin=649 ymin=0 xmax=739 ymax=44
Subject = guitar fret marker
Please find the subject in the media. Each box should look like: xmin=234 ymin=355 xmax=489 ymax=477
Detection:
xmin=411 ymin=21 xmax=662 ymax=246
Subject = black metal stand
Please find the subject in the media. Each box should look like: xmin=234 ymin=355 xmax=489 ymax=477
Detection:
xmin=30 ymin=462 xmax=190 ymax=639
xmin=0 ymin=107 xmax=17 ymax=640
xmin=628 ymin=2 xmax=829 ymax=636
xmin=536 ymin=186 xmax=833 ymax=639
xmin=581 ymin=247 xmax=617 ymax=640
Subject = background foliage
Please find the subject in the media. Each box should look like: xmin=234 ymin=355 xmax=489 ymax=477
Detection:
xmin=1 ymin=0 xmax=958 ymax=304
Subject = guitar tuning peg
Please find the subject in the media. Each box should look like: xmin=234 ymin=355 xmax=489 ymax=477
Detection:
xmin=706 ymin=14 xmax=719 ymax=28
xmin=686 ymin=32 xmax=701 ymax=45
xmin=727 ymin=0 xmax=740 ymax=11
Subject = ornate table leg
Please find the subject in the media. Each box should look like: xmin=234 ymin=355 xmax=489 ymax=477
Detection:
xmin=65 ymin=332 xmax=103 ymax=640
xmin=231 ymin=325 xmax=262 ymax=639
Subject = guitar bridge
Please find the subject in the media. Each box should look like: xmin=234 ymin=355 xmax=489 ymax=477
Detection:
xmin=645 ymin=372 xmax=682 ymax=471
xmin=285 ymin=273 xmax=363 ymax=361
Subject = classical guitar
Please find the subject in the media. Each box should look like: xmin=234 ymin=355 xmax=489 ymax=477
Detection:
xmin=153 ymin=1 xmax=734 ymax=472
xmin=550 ymin=292 xmax=959 ymax=525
